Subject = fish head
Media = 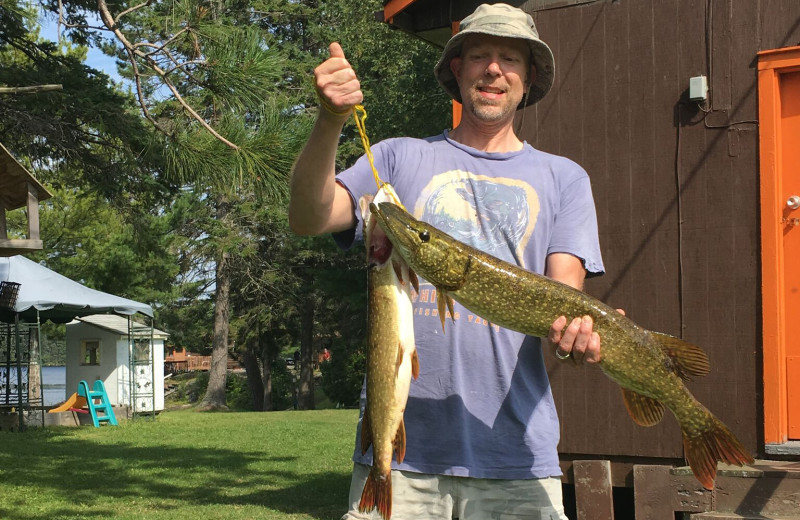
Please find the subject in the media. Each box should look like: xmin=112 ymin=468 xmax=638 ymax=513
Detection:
xmin=360 ymin=186 xmax=398 ymax=268
xmin=371 ymin=202 xmax=471 ymax=290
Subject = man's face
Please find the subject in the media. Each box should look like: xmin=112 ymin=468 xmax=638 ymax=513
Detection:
xmin=450 ymin=34 xmax=534 ymax=123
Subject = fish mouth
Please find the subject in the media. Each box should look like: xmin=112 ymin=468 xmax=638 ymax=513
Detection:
xmin=369 ymin=202 xmax=421 ymax=258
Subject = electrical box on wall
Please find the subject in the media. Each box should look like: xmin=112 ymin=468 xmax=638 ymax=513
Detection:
xmin=689 ymin=75 xmax=708 ymax=101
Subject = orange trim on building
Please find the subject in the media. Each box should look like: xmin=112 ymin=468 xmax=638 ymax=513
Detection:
xmin=383 ymin=0 xmax=418 ymax=23
xmin=757 ymin=45 xmax=800 ymax=444
xmin=451 ymin=21 xmax=461 ymax=128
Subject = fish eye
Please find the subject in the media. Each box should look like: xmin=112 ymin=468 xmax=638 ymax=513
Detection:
xmin=419 ymin=230 xmax=430 ymax=243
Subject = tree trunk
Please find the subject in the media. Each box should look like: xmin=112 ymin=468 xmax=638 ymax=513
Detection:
xmin=297 ymin=295 xmax=315 ymax=410
xmin=242 ymin=342 xmax=264 ymax=411
xmin=27 ymin=326 xmax=41 ymax=405
xmin=199 ymin=197 xmax=232 ymax=411
xmin=261 ymin=345 xmax=273 ymax=411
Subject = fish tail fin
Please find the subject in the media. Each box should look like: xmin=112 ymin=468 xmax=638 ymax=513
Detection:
xmin=358 ymin=468 xmax=392 ymax=520
xmin=682 ymin=414 xmax=754 ymax=490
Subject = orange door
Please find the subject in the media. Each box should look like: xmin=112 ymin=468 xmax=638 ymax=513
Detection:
xmin=758 ymin=46 xmax=800 ymax=444
xmin=781 ymin=71 xmax=800 ymax=439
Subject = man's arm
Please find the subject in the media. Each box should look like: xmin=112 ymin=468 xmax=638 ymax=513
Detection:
xmin=545 ymin=252 xmax=602 ymax=365
xmin=288 ymin=43 xmax=361 ymax=236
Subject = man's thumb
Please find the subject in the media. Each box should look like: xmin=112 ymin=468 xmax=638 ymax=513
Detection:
xmin=329 ymin=42 xmax=346 ymax=59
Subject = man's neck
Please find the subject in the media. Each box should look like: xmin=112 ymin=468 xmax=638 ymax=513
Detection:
xmin=448 ymin=116 xmax=523 ymax=153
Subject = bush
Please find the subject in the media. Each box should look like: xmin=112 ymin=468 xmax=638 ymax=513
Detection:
xmin=165 ymin=362 xmax=294 ymax=411
xmin=320 ymin=342 xmax=365 ymax=408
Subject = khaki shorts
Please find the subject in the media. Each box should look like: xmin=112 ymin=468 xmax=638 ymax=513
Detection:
xmin=341 ymin=463 xmax=568 ymax=520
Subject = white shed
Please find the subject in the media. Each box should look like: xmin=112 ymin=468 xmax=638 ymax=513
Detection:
xmin=66 ymin=314 xmax=168 ymax=413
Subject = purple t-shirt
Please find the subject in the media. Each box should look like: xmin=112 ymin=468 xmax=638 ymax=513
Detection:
xmin=335 ymin=131 xmax=604 ymax=480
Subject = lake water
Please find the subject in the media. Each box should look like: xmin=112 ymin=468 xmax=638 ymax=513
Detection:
xmin=42 ymin=365 xmax=66 ymax=406
xmin=0 ymin=365 xmax=66 ymax=406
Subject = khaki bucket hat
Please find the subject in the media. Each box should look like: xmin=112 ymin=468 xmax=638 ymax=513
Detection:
xmin=434 ymin=3 xmax=555 ymax=107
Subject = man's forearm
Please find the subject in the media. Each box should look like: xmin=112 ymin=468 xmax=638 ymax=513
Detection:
xmin=288 ymin=111 xmax=350 ymax=235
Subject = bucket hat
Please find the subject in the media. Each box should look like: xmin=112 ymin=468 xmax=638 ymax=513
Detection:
xmin=434 ymin=3 xmax=555 ymax=107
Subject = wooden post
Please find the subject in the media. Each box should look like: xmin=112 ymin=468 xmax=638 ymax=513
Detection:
xmin=0 ymin=200 xmax=7 ymax=239
xmin=26 ymin=181 xmax=40 ymax=240
xmin=574 ymin=460 xmax=614 ymax=520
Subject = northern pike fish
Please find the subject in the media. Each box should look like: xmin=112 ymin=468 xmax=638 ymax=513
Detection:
xmin=369 ymin=201 xmax=753 ymax=490
xmin=357 ymin=186 xmax=419 ymax=520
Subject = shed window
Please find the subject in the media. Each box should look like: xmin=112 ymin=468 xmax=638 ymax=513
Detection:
xmin=81 ymin=340 xmax=101 ymax=365
xmin=133 ymin=339 xmax=151 ymax=363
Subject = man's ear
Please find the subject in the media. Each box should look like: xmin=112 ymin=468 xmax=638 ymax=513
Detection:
xmin=450 ymin=56 xmax=463 ymax=82
xmin=527 ymin=64 xmax=537 ymax=89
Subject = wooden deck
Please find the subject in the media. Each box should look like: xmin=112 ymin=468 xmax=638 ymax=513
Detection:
xmin=562 ymin=459 xmax=800 ymax=519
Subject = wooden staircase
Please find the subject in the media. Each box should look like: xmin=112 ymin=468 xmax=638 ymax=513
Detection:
xmin=634 ymin=461 xmax=800 ymax=519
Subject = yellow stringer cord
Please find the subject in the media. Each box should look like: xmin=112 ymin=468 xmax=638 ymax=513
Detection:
xmin=352 ymin=104 xmax=406 ymax=209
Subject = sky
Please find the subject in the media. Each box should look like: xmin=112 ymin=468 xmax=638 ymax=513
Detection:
xmin=37 ymin=11 xmax=123 ymax=83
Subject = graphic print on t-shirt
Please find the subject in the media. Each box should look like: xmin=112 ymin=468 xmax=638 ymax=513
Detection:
xmin=410 ymin=170 xmax=540 ymax=328
xmin=413 ymin=170 xmax=539 ymax=265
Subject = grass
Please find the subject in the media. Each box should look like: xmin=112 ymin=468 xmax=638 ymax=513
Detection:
xmin=0 ymin=409 xmax=360 ymax=520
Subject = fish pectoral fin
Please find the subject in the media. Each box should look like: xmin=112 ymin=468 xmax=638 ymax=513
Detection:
xmin=409 ymin=269 xmax=420 ymax=295
xmin=360 ymin=407 xmax=373 ymax=455
xmin=436 ymin=291 xmax=448 ymax=332
xmin=395 ymin=343 xmax=404 ymax=377
xmin=392 ymin=260 xmax=405 ymax=285
xmin=435 ymin=288 xmax=456 ymax=333
xmin=621 ymin=388 xmax=665 ymax=427
xmin=393 ymin=417 xmax=407 ymax=463
xmin=653 ymin=332 xmax=711 ymax=381
xmin=411 ymin=350 xmax=420 ymax=381
xmin=445 ymin=294 xmax=455 ymax=323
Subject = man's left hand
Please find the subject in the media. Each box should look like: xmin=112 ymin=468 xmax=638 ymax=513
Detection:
xmin=549 ymin=315 xmax=600 ymax=364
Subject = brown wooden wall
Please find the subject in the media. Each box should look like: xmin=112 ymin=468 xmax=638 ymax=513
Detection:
xmin=519 ymin=0 xmax=800 ymax=460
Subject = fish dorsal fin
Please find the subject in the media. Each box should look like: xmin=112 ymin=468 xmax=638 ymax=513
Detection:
xmin=393 ymin=417 xmax=407 ymax=463
xmin=360 ymin=407 xmax=373 ymax=455
xmin=436 ymin=289 xmax=456 ymax=333
xmin=621 ymin=388 xmax=665 ymax=426
xmin=652 ymin=332 xmax=711 ymax=381
xmin=411 ymin=350 xmax=420 ymax=381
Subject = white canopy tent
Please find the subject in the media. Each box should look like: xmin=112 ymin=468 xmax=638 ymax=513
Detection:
xmin=0 ymin=256 xmax=152 ymax=323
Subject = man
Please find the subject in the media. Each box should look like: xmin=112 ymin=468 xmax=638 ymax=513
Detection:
xmin=289 ymin=4 xmax=605 ymax=519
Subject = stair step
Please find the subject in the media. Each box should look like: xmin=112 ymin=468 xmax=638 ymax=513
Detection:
xmin=691 ymin=513 xmax=800 ymax=520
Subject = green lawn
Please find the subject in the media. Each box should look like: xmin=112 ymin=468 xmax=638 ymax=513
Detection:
xmin=0 ymin=409 xmax=359 ymax=520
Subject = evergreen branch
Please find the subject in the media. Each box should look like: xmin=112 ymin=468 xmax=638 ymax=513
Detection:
xmin=0 ymin=85 xmax=63 ymax=94
xmin=134 ymin=27 xmax=191 ymax=57
xmin=163 ymin=59 xmax=207 ymax=77
xmin=114 ymin=0 xmax=154 ymax=24
xmin=97 ymin=0 xmax=239 ymax=150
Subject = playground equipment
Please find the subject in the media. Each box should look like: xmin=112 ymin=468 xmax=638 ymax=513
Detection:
xmin=47 ymin=392 xmax=87 ymax=413
xmin=48 ymin=379 xmax=117 ymax=427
